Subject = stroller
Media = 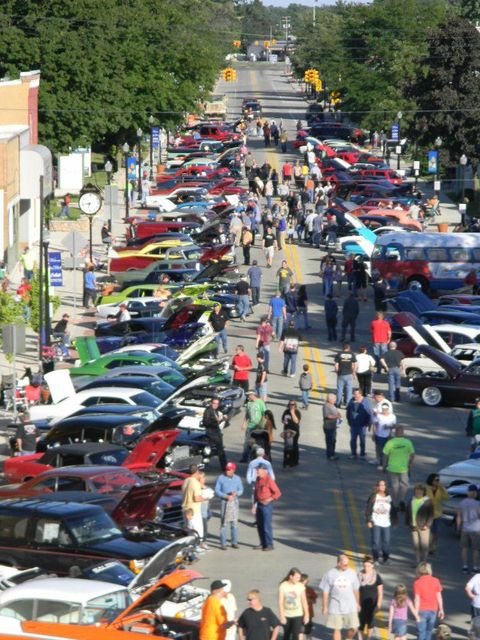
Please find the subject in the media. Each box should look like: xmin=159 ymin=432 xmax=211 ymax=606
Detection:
xmin=248 ymin=409 xmax=276 ymax=461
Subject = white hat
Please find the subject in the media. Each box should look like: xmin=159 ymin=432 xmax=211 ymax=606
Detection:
xmin=222 ymin=579 xmax=232 ymax=593
xmin=256 ymin=448 xmax=265 ymax=457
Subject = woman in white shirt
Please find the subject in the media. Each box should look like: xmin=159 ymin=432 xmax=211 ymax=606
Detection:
xmin=370 ymin=405 xmax=396 ymax=469
xmin=366 ymin=479 xmax=392 ymax=564
xmin=356 ymin=346 xmax=376 ymax=397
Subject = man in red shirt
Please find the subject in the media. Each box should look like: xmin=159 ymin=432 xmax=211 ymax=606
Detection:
xmin=231 ymin=345 xmax=252 ymax=393
xmin=370 ymin=311 xmax=392 ymax=373
xmin=253 ymin=464 xmax=281 ymax=551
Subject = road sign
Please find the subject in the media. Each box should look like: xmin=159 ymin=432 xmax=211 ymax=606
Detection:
xmin=104 ymin=185 xmax=119 ymax=221
xmin=391 ymin=124 xmax=399 ymax=141
xmin=62 ymin=231 xmax=88 ymax=257
xmin=151 ymin=127 xmax=160 ymax=151
xmin=427 ymin=150 xmax=438 ymax=174
xmin=48 ymin=252 xmax=63 ymax=287
xmin=3 ymin=324 xmax=26 ymax=355
xmin=127 ymin=157 xmax=137 ymax=180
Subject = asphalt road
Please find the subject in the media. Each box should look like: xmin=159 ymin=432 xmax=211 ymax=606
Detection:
xmin=197 ymin=63 xmax=470 ymax=639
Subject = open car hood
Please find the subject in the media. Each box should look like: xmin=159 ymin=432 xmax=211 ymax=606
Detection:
xmin=112 ymin=481 xmax=170 ymax=525
xmin=158 ymin=376 xmax=211 ymax=410
xmin=390 ymin=290 xmax=435 ymax=316
xmin=44 ymin=369 xmax=77 ymax=404
xmin=123 ymin=430 xmax=180 ymax=470
xmin=176 ymin=331 xmax=216 ymax=365
xmin=392 ymin=312 xmax=451 ymax=354
xmin=111 ymin=568 xmax=203 ymax=627
xmin=414 ymin=344 xmax=463 ymax=378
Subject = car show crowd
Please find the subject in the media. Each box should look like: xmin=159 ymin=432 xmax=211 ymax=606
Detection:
xmin=2 ymin=68 xmax=480 ymax=640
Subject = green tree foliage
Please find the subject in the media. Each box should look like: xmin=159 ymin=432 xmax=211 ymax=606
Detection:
xmin=450 ymin=0 xmax=480 ymax=20
xmin=0 ymin=0 xmax=236 ymax=152
xmin=409 ymin=15 xmax=480 ymax=167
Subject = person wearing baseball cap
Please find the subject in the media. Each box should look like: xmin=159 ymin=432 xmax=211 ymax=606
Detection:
xmin=117 ymin=302 xmax=131 ymax=323
xmin=253 ymin=464 xmax=281 ymax=551
xmin=215 ymin=462 xmax=244 ymax=550
xmin=200 ymin=580 xmax=233 ymax=640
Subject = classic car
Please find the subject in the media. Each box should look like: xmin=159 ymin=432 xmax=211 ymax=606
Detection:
xmin=69 ymin=352 xmax=190 ymax=378
xmin=241 ymin=99 xmax=262 ymax=119
xmin=97 ymin=297 xmax=165 ymax=320
xmin=403 ymin=343 xmax=480 ymax=379
xmin=409 ymin=344 xmax=480 ymax=407
xmin=109 ymin=243 xmax=202 ymax=274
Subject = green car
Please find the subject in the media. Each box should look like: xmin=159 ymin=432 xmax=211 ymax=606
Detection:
xmin=98 ymin=283 xmax=212 ymax=306
xmin=69 ymin=352 xmax=179 ymax=377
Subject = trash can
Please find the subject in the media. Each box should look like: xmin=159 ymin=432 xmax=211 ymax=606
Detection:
xmin=437 ymin=223 xmax=449 ymax=233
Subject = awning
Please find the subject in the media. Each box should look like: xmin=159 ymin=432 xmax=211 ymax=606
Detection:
xmin=20 ymin=144 xmax=53 ymax=198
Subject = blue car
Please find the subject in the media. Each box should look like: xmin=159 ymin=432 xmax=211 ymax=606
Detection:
xmin=95 ymin=321 xmax=209 ymax=354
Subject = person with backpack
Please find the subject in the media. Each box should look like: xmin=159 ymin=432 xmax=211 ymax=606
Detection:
xmin=279 ymin=319 xmax=301 ymax=378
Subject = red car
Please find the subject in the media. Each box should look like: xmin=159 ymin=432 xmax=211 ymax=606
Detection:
xmin=181 ymin=123 xmax=242 ymax=144
xmin=356 ymin=168 xmax=403 ymax=185
xmin=3 ymin=431 xmax=180 ymax=483
xmin=127 ymin=220 xmax=203 ymax=240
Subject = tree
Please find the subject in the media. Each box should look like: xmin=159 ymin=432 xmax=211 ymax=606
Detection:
xmin=409 ymin=15 xmax=480 ymax=167
xmin=450 ymin=0 xmax=480 ymax=20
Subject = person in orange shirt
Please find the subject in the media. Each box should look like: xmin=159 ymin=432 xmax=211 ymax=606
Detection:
xmin=200 ymin=580 xmax=234 ymax=640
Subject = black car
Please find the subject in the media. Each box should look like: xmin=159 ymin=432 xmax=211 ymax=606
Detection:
xmin=0 ymin=499 xmax=173 ymax=574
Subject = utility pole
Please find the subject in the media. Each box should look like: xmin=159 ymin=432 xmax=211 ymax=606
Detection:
xmin=282 ymin=16 xmax=290 ymax=47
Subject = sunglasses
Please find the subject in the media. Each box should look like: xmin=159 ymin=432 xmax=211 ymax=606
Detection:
xmin=247 ymin=597 xmax=257 ymax=602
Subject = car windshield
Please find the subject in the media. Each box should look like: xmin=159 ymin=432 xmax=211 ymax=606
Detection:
xmin=90 ymin=470 xmax=141 ymax=493
xmin=82 ymin=589 xmax=131 ymax=624
xmin=159 ymin=370 xmax=187 ymax=387
xmin=83 ymin=561 xmax=135 ymax=587
xmin=132 ymin=391 xmax=160 ymax=408
xmin=112 ymin=421 xmax=147 ymax=446
xmin=147 ymin=380 xmax=176 ymax=400
xmin=88 ymin=449 xmax=130 ymax=466
xmin=67 ymin=512 xmax=122 ymax=545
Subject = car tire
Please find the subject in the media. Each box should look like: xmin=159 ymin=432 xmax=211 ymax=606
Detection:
xmin=406 ymin=368 xmax=422 ymax=379
xmin=407 ymin=276 xmax=429 ymax=293
xmin=421 ymin=386 xmax=442 ymax=407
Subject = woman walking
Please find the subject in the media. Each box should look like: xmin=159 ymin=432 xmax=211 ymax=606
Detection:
xmin=358 ymin=555 xmax=383 ymax=640
xmin=278 ymin=568 xmax=309 ymax=640
xmin=406 ymin=484 xmax=434 ymax=564
xmin=371 ymin=403 xmax=396 ymax=469
xmin=366 ymin=479 xmax=392 ymax=564
xmin=356 ymin=346 xmax=376 ymax=398
xmin=425 ymin=474 xmax=449 ymax=555
xmin=322 ymin=393 xmax=341 ymax=460
xmin=281 ymin=400 xmax=301 ymax=468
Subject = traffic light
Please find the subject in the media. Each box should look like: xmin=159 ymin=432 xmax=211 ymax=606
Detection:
xmin=304 ymin=68 xmax=320 ymax=84
xmin=264 ymin=40 xmax=271 ymax=48
xmin=223 ymin=68 xmax=236 ymax=82
xmin=230 ymin=68 xmax=237 ymax=81
xmin=232 ymin=40 xmax=241 ymax=48
xmin=314 ymin=79 xmax=323 ymax=92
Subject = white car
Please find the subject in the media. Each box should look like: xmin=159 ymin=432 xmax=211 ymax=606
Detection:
xmin=403 ymin=343 xmax=480 ymax=378
xmin=96 ymin=296 xmax=161 ymax=319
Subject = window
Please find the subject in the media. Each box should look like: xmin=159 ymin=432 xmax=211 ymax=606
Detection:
xmin=56 ymin=477 xmax=87 ymax=492
xmin=426 ymin=248 xmax=448 ymax=261
xmin=0 ymin=515 xmax=28 ymax=540
xmin=33 ymin=519 xmax=72 ymax=546
xmin=0 ymin=599 xmax=34 ymax=621
xmin=67 ymin=512 xmax=121 ymax=545
xmin=32 ymin=478 xmax=58 ymax=491
xmin=88 ymin=449 xmax=129 ymax=466
xmin=83 ymin=590 xmax=130 ymax=624
xmin=404 ymin=247 xmax=425 ymax=261
xmin=449 ymin=248 xmax=470 ymax=262
xmin=35 ymin=599 xmax=81 ymax=624
xmin=97 ymin=396 xmax=128 ymax=405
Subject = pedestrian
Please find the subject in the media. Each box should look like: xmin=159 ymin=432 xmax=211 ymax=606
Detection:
xmin=345 ymin=254 xmax=355 ymax=293
xmin=471 ymin=617 xmax=480 ymax=640
xmin=117 ymin=303 xmax=131 ymax=323
xmin=334 ymin=264 xmax=344 ymax=298
xmin=320 ymin=554 xmax=360 ymax=640
xmin=278 ymin=568 xmax=309 ymax=640
xmin=236 ymin=276 xmax=251 ymax=322
xmin=466 ymin=398 xmax=480 ymax=453
xmin=388 ymin=585 xmax=419 ymax=640
xmin=277 ymin=259 xmax=294 ymax=295
xmin=358 ymin=555 xmax=383 ymax=640
xmin=247 ymin=260 xmax=262 ymax=307
xmin=355 ymin=346 xmax=376 ymax=398
xmin=457 ymin=484 xmax=480 ymax=574
xmin=182 ymin=463 xmax=206 ymax=542
xmin=346 ymin=388 xmax=374 ymax=460
xmin=325 ymin=294 xmax=338 ymax=341
xmin=230 ymin=214 xmax=243 ymax=247
xmin=413 ymin=562 xmax=445 ymax=640
xmin=202 ymin=397 xmax=228 ymax=471
xmin=426 ymin=473 xmax=449 ymax=555
xmin=383 ymin=426 xmax=415 ymax=511
xmin=83 ymin=265 xmax=97 ymax=308
xmin=322 ymin=393 xmax=341 ymax=460
xmin=255 ymin=352 xmax=268 ymax=402
xmin=238 ymin=589 xmax=281 ymax=640
xmin=231 ymin=345 xmax=252 ymax=394
xmin=296 ymin=285 xmax=310 ymax=330
xmin=466 ymin=572 xmax=480 ymax=619
xmin=406 ymin=484 xmax=434 ymax=564
xmin=20 ymin=247 xmax=35 ymax=282
xmin=341 ymin=293 xmax=360 ymax=342
xmin=262 ymin=226 xmax=277 ymax=268
xmin=321 ymin=261 xmax=335 ymax=297
xmin=353 ymin=258 xmax=368 ymax=301
xmin=246 ymin=447 xmax=275 ymax=488
xmin=268 ymin=291 xmax=287 ymax=340
xmin=264 ymin=178 xmax=274 ymax=210
xmin=299 ymin=364 xmax=312 ymax=410
xmin=370 ymin=404 xmax=396 ymax=469
xmin=280 ymin=131 xmax=288 ymax=153
xmin=263 ymin=122 xmax=271 ymax=147
xmin=214 ymin=462 xmax=244 ymax=550
xmin=284 ymin=284 xmax=298 ymax=327
xmin=380 ymin=342 xmax=404 ymax=403
xmin=240 ymin=390 xmax=267 ymax=463
xmin=372 ymin=389 xmax=393 ymax=416
xmin=334 ymin=343 xmax=357 ymax=407
xmin=370 ymin=312 xmax=392 ymax=374
xmin=200 ymin=580 xmax=231 ymax=640
xmin=221 ymin=580 xmax=238 ymax=640
xmin=301 ymin=574 xmax=317 ymax=640
xmin=281 ymin=399 xmax=301 ymax=468
xmin=279 ymin=319 xmax=301 ymax=377
xmin=15 ymin=417 xmax=38 ymax=456
xmin=210 ymin=303 xmax=229 ymax=355
xmin=366 ymin=479 xmax=392 ymax=564
xmin=253 ymin=464 xmax=281 ymax=551
xmin=256 ymin=317 xmax=274 ymax=372
xmin=52 ymin=313 xmax=71 ymax=357
xmin=198 ymin=469 xmax=213 ymax=545
xmin=241 ymin=226 xmax=253 ymax=266
xmin=373 ymin=277 xmax=389 ymax=313
xmin=282 ymin=161 xmax=292 ymax=184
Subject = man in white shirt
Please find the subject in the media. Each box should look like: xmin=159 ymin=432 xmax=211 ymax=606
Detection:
xmin=246 ymin=447 xmax=275 ymax=485
xmin=117 ymin=303 xmax=131 ymax=323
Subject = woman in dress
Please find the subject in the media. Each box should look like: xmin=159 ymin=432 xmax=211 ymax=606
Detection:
xmin=358 ymin=555 xmax=383 ymax=640
xmin=365 ymin=479 xmax=393 ymax=564
xmin=281 ymin=400 xmax=302 ymax=468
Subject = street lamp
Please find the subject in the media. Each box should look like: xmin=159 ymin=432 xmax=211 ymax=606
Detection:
xmin=122 ymin=142 xmax=130 ymax=218
xmin=396 ymin=111 xmax=403 ymax=171
xmin=148 ymin=115 xmax=155 ymax=181
xmin=104 ymin=160 xmax=113 ymax=185
xmin=136 ymin=127 xmax=143 ymax=198
xmin=43 ymin=227 xmax=51 ymax=351
xmin=460 ymin=153 xmax=468 ymax=203
xmin=434 ymin=136 xmax=442 ymax=195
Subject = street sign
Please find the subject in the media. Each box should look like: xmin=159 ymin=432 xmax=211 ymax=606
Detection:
xmin=427 ymin=150 xmax=438 ymax=174
xmin=104 ymin=185 xmax=119 ymax=221
xmin=395 ymin=145 xmax=402 ymax=155
xmin=434 ymin=180 xmax=441 ymax=191
xmin=151 ymin=127 xmax=160 ymax=151
xmin=48 ymin=252 xmax=63 ymax=287
xmin=127 ymin=157 xmax=137 ymax=180
xmin=62 ymin=231 xmax=88 ymax=257
xmin=391 ymin=123 xmax=399 ymax=141
xmin=413 ymin=160 xmax=420 ymax=170
xmin=2 ymin=324 xmax=25 ymax=355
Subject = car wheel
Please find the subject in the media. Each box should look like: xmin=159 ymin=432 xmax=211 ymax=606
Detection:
xmin=421 ymin=386 xmax=442 ymax=407
xmin=406 ymin=368 xmax=422 ymax=379
xmin=407 ymin=276 xmax=429 ymax=293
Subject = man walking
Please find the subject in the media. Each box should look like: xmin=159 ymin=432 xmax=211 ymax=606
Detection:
xmin=247 ymin=260 xmax=262 ymax=307
xmin=256 ymin=317 xmax=274 ymax=372
xmin=457 ymin=484 xmax=480 ymax=574
xmin=279 ymin=319 xmax=302 ymax=377
xmin=268 ymin=291 xmax=287 ymax=340
xmin=214 ymin=462 xmax=244 ymax=550
xmin=284 ymin=284 xmax=298 ymax=326
xmin=325 ymin=294 xmax=338 ymax=341
xmin=210 ymin=303 xmax=229 ymax=355
xmin=246 ymin=448 xmax=275 ymax=485
xmin=200 ymin=580 xmax=231 ymax=640
xmin=380 ymin=341 xmax=404 ymax=403
xmin=320 ymin=554 xmax=360 ymax=640
xmin=231 ymin=345 xmax=252 ymax=394
xmin=238 ymin=589 xmax=281 ymax=640
xmin=262 ymin=226 xmax=277 ymax=268
xmin=334 ymin=343 xmax=357 ymax=407
xmin=253 ymin=464 xmax=281 ymax=551
xmin=370 ymin=311 xmax=392 ymax=373
xmin=241 ymin=391 xmax=266 ymax=463
xmin=276 ymin=259 xmax=294 ymax=295
xmin=383 ymin=426 xmax=415 ymax=511
xmin=346 ymin=388 xmax=374 ymax=459
xmin=202 ymin=397 xmax=228 ymax=471
xmin=182 ymin=463 xmax=206 ymax=540
xmin=341 ymin=293 xmax=360 ymax=342
xmin=236 ymin=275 xmax=251 ymax=322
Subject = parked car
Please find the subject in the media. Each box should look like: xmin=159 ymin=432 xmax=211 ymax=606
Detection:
xmin=403 ymin=343 xmax=480 ymax=378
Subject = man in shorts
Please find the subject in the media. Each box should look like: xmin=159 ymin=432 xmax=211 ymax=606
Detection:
xmin=262 ymin=226 xmax=277 ymax=268
xmin=320 ymin=554 xmax=360 ymax=640
xmin=457 ymin=484 xmax=480 ymax=574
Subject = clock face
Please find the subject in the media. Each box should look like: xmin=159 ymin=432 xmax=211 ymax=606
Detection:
xmin=79 ymin=191 xmax=102 ymax=215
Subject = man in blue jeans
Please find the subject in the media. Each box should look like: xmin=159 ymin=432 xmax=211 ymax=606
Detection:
xmin=380 ymin=341 xmax=404 ymax=402
xmin=209 ymin=303 xmax=229 ymax=354
xmin=253 ymin=464 xmax=281 ymax=550
xmin=346 ymin=388 xmax=374 ymax=459
xmin=214 ymin=462 xmax=244 ymax=550
xmin=334 ymin=343 xmax=357 ymax=407
xmin=279 ymin=320 xmax=301 ymax=377
xmin=267 ymin=291 xmax=286 ymax=339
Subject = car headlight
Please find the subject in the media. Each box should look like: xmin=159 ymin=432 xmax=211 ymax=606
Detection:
xmin=203 ymin=446 xmax=212 ymax=456
xmin=129 ymin=559 xmax=146 ymax=574
xmin=155 ymin=505 xmax=164 ymax=522
xmin=164 ymin=454 xmax=173 ymax=466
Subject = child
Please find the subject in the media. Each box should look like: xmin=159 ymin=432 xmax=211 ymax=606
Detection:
xmin=299 ymin=364 xmax=313 ymax=410
xmin=388 ymin=584 xmax=419 ymax=640
xmin=301 ymin=573 xmax=317 ymax=640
